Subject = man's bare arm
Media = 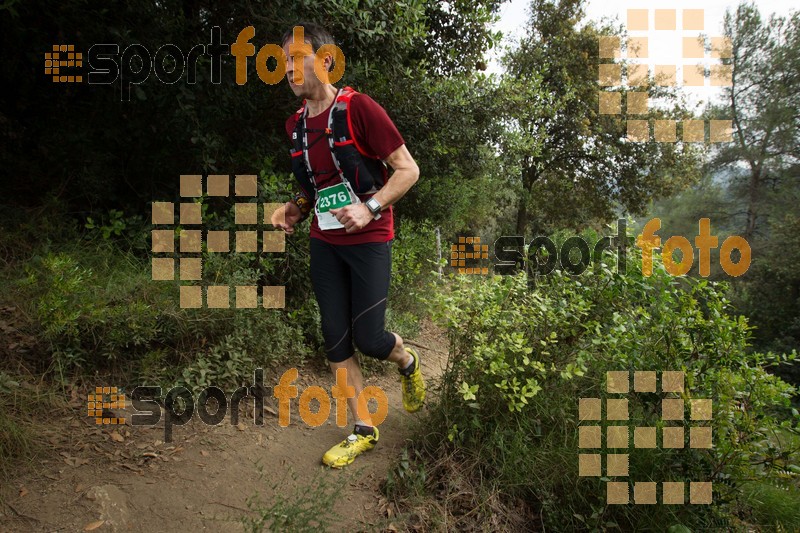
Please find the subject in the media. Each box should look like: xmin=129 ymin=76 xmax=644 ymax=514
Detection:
xmin=330 ymin=144 xmax=420 ymax=232
xmin=371 ymin=144 xmax=419 ymax=209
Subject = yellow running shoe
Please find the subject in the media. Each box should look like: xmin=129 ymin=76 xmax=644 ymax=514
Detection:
xmin=400 ymin=347 xmax=426 ymax=413
xmin=322 ymin=426 xmax=379 ymax=468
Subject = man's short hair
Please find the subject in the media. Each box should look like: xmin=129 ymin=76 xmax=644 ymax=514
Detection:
xmin=281 ymin=22 xmax=337 ymax=72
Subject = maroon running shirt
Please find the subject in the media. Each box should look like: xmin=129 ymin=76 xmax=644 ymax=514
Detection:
xmin=285 ymin=92 xmax=405 ymax=245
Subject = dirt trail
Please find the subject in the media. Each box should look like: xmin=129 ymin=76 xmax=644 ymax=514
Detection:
xmin=0 ymin=320 xmax=449 ymax=532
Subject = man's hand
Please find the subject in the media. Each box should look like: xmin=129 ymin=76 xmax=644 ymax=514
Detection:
xmin=329 ymin=204 xmax=374 ymax=233
xmin=272 ymin=201 xmax=303 ymax=234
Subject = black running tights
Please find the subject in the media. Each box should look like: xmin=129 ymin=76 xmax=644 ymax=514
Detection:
xmin=309 ymin=238 xmax=396 ymax=362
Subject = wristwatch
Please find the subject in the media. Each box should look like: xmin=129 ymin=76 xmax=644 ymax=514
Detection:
xmin=365 ymin=197 xmax=382 ymax=220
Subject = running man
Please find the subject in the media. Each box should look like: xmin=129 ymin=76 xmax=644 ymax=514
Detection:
xmin=272 ymin=22 xmax=425 ymax=468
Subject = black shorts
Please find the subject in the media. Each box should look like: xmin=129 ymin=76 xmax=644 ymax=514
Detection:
xmin=309 ymin=237 xmax=396 ymax=363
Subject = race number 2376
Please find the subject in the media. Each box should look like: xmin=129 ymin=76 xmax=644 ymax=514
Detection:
xmin=317 ymin=185 xmax=351 ymax=213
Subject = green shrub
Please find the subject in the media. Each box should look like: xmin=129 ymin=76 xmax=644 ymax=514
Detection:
xmin=405 ymin=229 xmax=799 ymax=530
xmin=178 ymin=309 xmax=316 ymax=393
xmin=390 ymin=218 xmax=438 ymax=314
xmin=6 ymin=241 xmax=322 ymax=390
xmin=13 ymin=247 xmax=179 ymax=376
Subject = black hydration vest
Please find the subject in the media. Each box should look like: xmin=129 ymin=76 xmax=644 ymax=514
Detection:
xmin=290 ymin=86 xmax=387 ymax=200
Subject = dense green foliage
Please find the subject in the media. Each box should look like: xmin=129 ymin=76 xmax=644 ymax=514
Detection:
xmin=717 ymin=4 xmax=800 ymax=365
xmin=710 ymin=3 xmax=800 ymax=241
xmin=0 ymin=164 xmax=433 ymax=391
xmin=0 ymin=0 xmax=504 ymax=232
xmin=1 ymin=0 xmax=799 ymax=529
xmin=393 ymin=233 xmax=799 ymax=530
xmin=499 ymin=0 xmax=702 ymax=234
xmin=647 ymin=3 xmax=800 ymax=378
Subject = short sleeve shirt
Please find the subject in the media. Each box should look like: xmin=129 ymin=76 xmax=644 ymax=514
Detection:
xmin=285 ymin=91 xmax=405 ymax=245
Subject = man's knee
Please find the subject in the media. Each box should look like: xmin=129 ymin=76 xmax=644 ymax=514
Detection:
xmin=326 ymin=347 xmax=354 ymax=363
xmin=353 ymin=330 xmax=394 ymax=360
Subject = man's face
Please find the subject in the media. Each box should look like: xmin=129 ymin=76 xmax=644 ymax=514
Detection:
xmin=282 ymin=37 xmax=329 ymax=97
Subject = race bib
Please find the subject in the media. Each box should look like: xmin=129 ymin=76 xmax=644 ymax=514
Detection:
xmin=315 ymin=182 xmax=360 ymax=230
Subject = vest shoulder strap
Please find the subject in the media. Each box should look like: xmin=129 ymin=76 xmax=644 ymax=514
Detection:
xmin=331 ymin=87 xmax=379 ymax=160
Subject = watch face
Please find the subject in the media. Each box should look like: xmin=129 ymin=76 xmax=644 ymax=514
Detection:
xmin=367 ymin=198 xmax=380 ymax=213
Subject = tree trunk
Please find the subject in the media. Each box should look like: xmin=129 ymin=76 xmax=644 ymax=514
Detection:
xmin=515 ymin=191 xmax=528 ymax=235
xmin=744 ymin=166 xmax=761 ymax=240
xmin=515 ymin=166 xmax=538 ymax=235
